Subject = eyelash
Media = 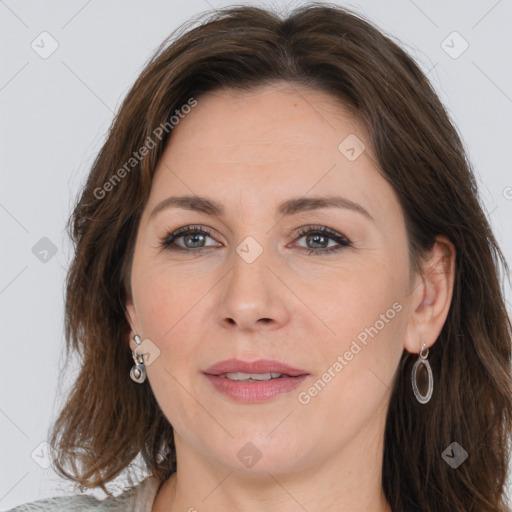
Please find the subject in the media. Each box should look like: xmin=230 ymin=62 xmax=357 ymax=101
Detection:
xmin=159 ymin=224 xmax=351 ymax=256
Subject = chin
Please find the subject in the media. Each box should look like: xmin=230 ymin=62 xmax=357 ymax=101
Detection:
xmin=209 ymin=436 xmax=308 ymax=477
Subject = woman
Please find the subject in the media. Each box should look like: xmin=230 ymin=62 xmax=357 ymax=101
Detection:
xmin=10 ymin=2 xmax=512 ymax=511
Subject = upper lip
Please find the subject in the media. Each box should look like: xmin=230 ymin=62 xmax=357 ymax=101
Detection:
xmin=204 ymin=358 xmax=309 ymax=377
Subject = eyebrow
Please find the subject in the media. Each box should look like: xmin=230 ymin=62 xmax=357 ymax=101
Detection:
xmin=149 ymin=195 xmax=374 ymax=221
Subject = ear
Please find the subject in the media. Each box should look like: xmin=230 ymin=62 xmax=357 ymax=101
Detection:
xmin=403 ymin=235 xmax=456 ymax=354
xmin=124 ymin=291 xmax=140 ymax=352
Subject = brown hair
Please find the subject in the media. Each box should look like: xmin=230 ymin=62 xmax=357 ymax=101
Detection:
xmin=50 ymin=2 xmax=512 ymax=510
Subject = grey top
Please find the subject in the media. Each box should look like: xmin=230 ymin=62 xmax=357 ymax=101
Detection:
xmin=7 ymin=476 xmax=161 ymax=512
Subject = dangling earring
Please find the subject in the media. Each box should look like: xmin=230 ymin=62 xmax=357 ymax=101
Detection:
xmin=411 ymin=339 xmax=433 ymax=404
xmin=130 ymin=334 xmax=147 ymax=383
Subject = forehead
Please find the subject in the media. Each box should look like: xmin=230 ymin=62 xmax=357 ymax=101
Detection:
xmin=145 ymin=84 xmax=400 ymax=227
xmin=167 ymin=83 xmax=364 ymax=155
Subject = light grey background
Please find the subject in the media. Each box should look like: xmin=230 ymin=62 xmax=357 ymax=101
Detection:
xmin=1 ymin=0 xmax=511 ymax=509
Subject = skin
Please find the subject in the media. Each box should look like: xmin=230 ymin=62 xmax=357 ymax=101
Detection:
xmin=125 ymin=82 xmax=455 ymax=512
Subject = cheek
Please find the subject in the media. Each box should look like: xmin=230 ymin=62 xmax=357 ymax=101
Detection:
xmin=133 ymin=268 xmax=202 ymax=429
xmin=298 ymin=283 xmax=404 ymax=447
xmin=299 ymin=251 xmax=405 ymax=344
xmin=133 ymin=251 xmax=196 ymax=335
xmin=130 ymin=258 xmax=203 ymax=404
xmin=308 ymin=253 xmax=407 ymax=400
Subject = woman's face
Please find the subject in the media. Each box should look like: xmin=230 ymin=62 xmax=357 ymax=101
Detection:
xmin=126 ymin=83 xmax=419 ymax=478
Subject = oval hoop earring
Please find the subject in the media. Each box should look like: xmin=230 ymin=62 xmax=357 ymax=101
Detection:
xmin=411 ymin=339 xmax=433 ymax=404
xmin=130 ymin=334 xmax=147 ymax=384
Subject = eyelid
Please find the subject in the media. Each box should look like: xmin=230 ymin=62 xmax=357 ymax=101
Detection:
xmin=292 ymin=224 xmax=350 ymax=242
xmin=162 ymin=224 xmax=221 ymax=247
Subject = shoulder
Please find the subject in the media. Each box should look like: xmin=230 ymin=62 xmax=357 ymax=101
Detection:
xmin=8 ymin=476 xmax=161 ymax=512
xmin=7 ymin=494 xmax=98 ymax=511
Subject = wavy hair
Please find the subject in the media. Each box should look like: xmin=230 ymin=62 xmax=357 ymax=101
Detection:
xmin=49 ymin=3 xmax=512 ymax=510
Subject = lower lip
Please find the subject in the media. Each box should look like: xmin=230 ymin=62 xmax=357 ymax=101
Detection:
xmin=204 ymin=374 xmax=309 ymax=403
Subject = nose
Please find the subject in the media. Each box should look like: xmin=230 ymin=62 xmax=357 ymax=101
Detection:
xmin=215 ymin=240 xmax=291 ymax=333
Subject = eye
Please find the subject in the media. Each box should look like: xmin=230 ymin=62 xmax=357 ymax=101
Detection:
xmin=292 ymin=225 xmax=351 ymax=256
xmin=159 ymin=224 xmax=351 ymax=256
xmin=159 ymin=225 xmax=219 ymax=252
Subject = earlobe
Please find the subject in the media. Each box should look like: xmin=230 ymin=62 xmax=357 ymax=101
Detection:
xmin=403 ymin=236 xmax=456 ymax=354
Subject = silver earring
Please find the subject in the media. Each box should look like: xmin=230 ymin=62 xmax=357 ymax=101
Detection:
xmin=411 ymin=339 xmax=433 ymax=404
xmin=130 ymin=334 xmax=147 ymax=383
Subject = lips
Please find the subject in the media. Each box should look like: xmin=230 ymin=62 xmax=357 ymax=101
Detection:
xmin=203 ymin=358 xmax=309 ymax=377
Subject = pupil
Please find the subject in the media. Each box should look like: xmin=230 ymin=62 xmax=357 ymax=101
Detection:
xmin=185 ymin=233 xmax=204 ymax=248
xmin=308 ymin=234 xmax=327 ymax=249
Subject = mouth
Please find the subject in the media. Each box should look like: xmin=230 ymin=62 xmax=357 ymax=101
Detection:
xmin=203 ymin=359 xmax=310 ymax=402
